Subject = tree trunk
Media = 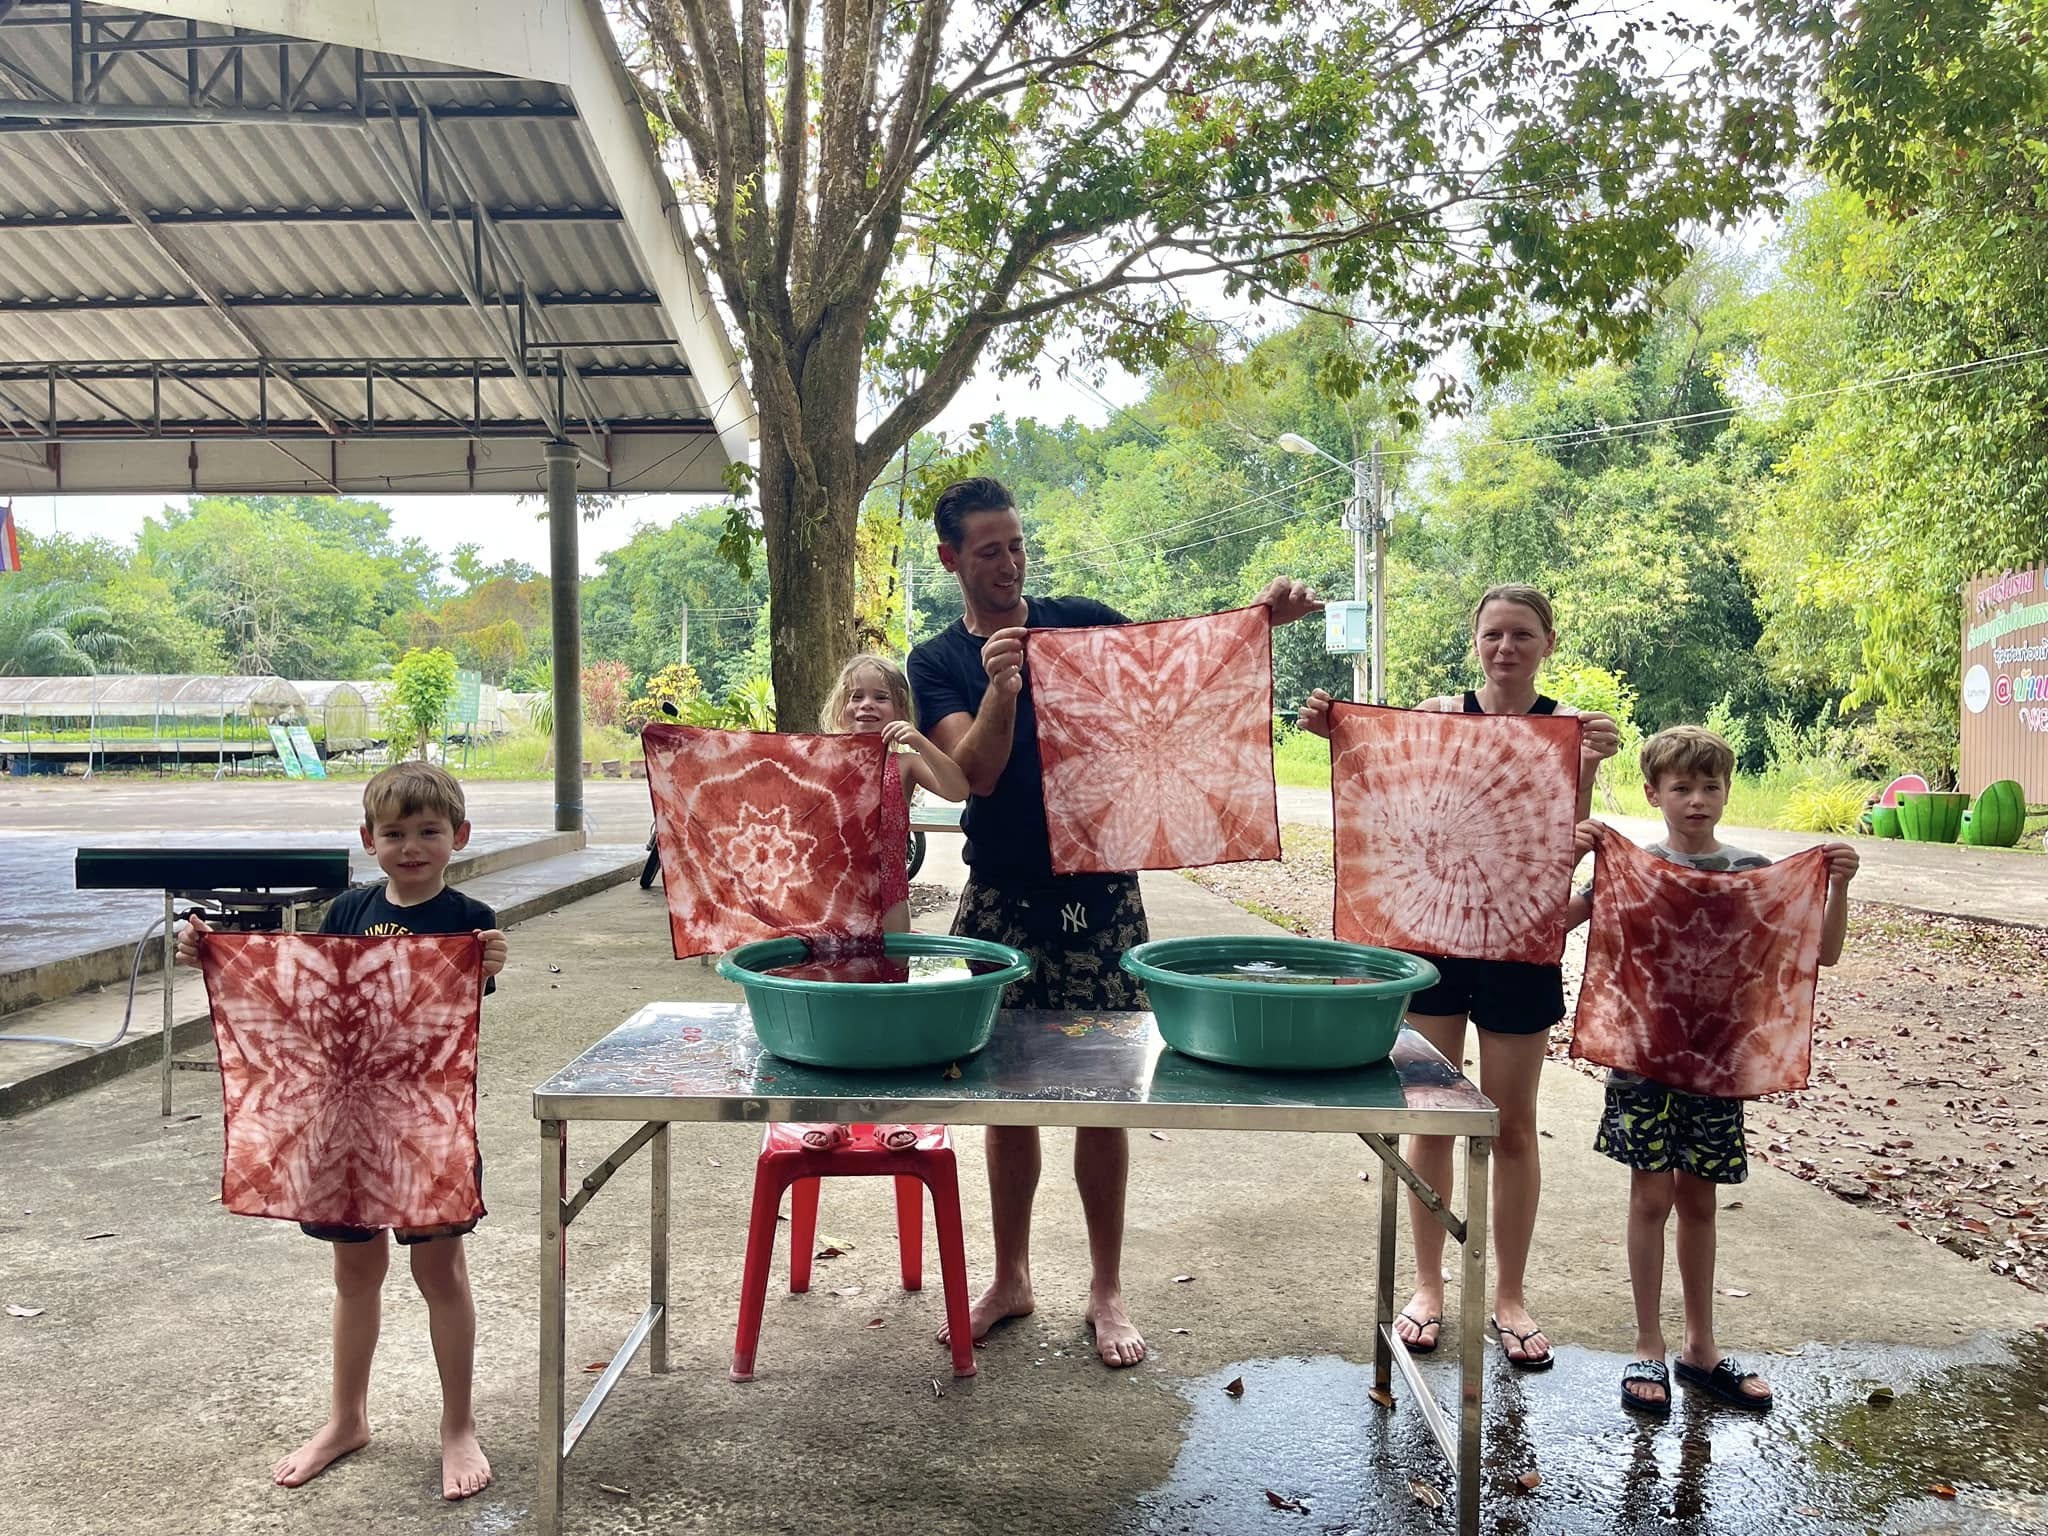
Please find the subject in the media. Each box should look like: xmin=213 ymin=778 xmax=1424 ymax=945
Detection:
xmin=759 ymin=422 xmax=863 ymax=735
xmin=756 ymin=316 xmax=870 ymax=733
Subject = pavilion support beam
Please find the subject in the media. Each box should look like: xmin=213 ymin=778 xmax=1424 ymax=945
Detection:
xmin=545 ymin=440 xmax=583 ymax=835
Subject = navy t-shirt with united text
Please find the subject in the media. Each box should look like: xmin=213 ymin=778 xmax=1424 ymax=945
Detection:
xmin=321 ymin=881 xmax=499 ymax=994
xmin=907 ymin=595 xmax=1127 ymax=881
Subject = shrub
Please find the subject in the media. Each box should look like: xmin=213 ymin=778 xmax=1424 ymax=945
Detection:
xmin=581 ymin=660 xmax=630 ymax=729
xmin=1548 ymin=660 xmax=1641 ymax=812
xmin=1777 ymin=777 xmax=1874 ymax=834
xmin=390 ymin=647 xmax=458 ymax=760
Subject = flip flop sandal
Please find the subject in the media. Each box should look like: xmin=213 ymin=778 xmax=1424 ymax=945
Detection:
xmin=1490 ymin=1315 xmax=1556 ymax=1372
xmin=1393 ymin=1310 xmax=1443 ymax=1355
xmin=799 ymin=1125 xmax=852 ymax=1151
xmin=1675 ymin=1355 xmax=1773 ymax=1411
xmin=869 ymin=1125 xmax=920 ymax=1150
xmin=1621 ymin=1359 xmax=1671 ymax=1418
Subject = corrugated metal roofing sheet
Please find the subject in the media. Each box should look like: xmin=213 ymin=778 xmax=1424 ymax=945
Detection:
xmin=0 ymin=2 xmax=730 ymax=483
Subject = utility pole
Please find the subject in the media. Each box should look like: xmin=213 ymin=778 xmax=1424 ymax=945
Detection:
xmin=678 ymin=603 xmax=689 ymax=666
xmin=1370 ymin=438 xmax=1386 ymax=705
xmin=1347 ymin=453 xmax=1369 ymax=704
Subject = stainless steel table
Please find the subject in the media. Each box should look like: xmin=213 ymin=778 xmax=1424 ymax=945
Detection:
xmin=532 ymin=1003 xmax=1499 ymax=1536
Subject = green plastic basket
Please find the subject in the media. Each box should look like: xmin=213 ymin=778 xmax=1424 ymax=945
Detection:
xmin=1121 ymin=936 xmax=1440 ymax=1071
xmin=717 ymin=933 xmax=1031 ymax=1070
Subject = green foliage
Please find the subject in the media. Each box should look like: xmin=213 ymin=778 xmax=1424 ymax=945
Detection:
xmin=682 ymin=676 xmax=776 ymax=732
xmin=390 ymin=648 xmax=458 ymax=759
xmin=0 ymin=580 xmax=124 ymax=676
xmin=1703 ymin=693 xmax=1756 ymax=774
xmin=1778 ymin=778 xmax=1876 ymax=834
xmin=621 ymin=663 xmax=704 ymax=731
xmin=1547 ymin=661 xmax=1642 ymax=811
xmin=1272 ymin=725 xmax=1331 ymax=790
xmin=581 ymin=507 xmax=767 ymax=698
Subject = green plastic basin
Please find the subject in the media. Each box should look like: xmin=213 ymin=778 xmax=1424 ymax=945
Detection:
xmin=1121 ymin=936 xmax=1440 ymax=1071
xmin=716 ymin=933 xmax=1031 ymax=1070
xmin=1870 ymin=805 xmax=1902 ymax=839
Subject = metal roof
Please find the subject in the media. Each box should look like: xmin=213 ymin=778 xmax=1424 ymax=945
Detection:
xmin=0 ymin=1 xmax=754 ymax=496
xmin=0 ymin=672 xmax=306 ymax=714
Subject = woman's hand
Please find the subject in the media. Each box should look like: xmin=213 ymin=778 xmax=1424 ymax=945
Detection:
xmin=1819 ymin=842 xmax=1860 ymax=889
xmin=174 ymin=912 xmax=210 ymax=968
xmin=1577 ymin=711 xmax=1621 ymax=765
xmin=980 ymin=627 xmax=1027 ymax=698
xmin=478 ymin=929 xmax=508 ymax=978
xmin=1297 ymin=688 xmax=1335 ymax=740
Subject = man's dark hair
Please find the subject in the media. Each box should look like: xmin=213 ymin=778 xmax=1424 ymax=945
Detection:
xmin=932 ymin=476 xmax=1016 ymax=549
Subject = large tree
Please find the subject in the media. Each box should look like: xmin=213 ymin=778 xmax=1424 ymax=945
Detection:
xmin=619 ymin=0 xmax=1803 ymax=726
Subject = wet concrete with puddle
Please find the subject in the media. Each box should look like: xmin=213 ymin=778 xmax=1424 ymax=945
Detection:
xmin=1128 ymin=1331 xmax=2048 ymax=1534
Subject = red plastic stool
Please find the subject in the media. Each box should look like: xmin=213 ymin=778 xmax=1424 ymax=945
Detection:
xmin=730 ymin=1122 xmax=976 ymax=1382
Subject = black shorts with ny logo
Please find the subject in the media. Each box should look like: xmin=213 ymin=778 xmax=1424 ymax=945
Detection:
xmin=951 ymin=873 xmax=1150 ymax=1012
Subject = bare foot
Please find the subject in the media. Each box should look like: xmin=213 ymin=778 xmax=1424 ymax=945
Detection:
xmin=440 ymin=1423 xmax=491 ymax=1501
xmin=937 ymin=1278 xmax=1035 ymax=1346
xmin=1393 ymin=1288 xmax=1445 ymax=1350
xmin=271 ymin=1418 xmax=370 ymax=1487
xmin=1086 ymin=1288 xmax=1146 ymax=1368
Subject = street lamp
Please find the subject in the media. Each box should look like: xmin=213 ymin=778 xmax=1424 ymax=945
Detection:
xmin=1277 ymin=432 xmax=1384 ymax=704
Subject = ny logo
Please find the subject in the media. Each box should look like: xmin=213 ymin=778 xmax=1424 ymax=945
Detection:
xmin=1060 ymin=902 xmax=1088 ymax=933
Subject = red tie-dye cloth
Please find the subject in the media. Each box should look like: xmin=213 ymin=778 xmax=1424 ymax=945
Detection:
xmin=1030 ymin=604 xmax=1279 ymax=874
xmin=1329 ymin=702 xmax=1581 ymax=964
xmin=199 ymin=932 xmax=484 ymax=1230
xmin=1570 ymin=827 xmax=1828 ymax=1099
xmin=643 ymin=723 xmax=890 ymax=959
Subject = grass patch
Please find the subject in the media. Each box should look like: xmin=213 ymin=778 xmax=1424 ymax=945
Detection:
xmin=1273 ymin=726 xmax=1330 ymax=789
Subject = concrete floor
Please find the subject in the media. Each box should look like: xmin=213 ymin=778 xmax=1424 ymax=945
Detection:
xmin=2 ymin=862 xmax=2042 ymax=1536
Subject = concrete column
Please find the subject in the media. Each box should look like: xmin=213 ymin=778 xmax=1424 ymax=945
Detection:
xmin=545 ymin=441 xmax=583 ymax=833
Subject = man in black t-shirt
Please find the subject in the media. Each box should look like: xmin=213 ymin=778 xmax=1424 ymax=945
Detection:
xmin=908 ymin=475 xmax=1320 ymax=1368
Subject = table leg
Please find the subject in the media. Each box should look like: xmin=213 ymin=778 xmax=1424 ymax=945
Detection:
xmin=650 ymin=1123 xmax=670 ymax=1375
xmin=1457 ymin=1134 xmax=1491 ymax=1536
xmin=160 ymin=892 xmax=175 ymax=1116
xmin=1375 ymin=1143 xmax=1398 ymax=1393
xmin=539 ymin=1118 xmax=568 ymax=1536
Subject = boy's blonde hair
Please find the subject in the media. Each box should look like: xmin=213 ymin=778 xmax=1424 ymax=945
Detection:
xmin=1639 ymin=725 xmax=1736 ymax=787
xmin=362 ymin=760 xmax=468 ymax=828
xmin=1471 ymin=583 xmax=1556 ymax=636
xmin=819 ymin=653 xmax=912 ymax=733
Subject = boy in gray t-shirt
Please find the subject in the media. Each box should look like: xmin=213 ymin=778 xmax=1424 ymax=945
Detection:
xmin=1566 ymin=727 xmax=1857 ymax=1422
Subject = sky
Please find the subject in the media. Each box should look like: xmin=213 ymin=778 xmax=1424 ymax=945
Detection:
xmin=6 ymin=362 xmax=1149 ymax=580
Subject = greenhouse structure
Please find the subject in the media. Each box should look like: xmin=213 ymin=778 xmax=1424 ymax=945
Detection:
xmin=294 ymin=681 xmax=379 ymax=752
xmin=0 ymin=674 xmax=308 ymax=774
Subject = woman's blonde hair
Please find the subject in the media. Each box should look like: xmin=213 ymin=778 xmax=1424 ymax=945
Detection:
xmin=1471 ymin=583 xmax=1557 ymax=637
xmin=819 ymin=653 xmax=913 ymax=732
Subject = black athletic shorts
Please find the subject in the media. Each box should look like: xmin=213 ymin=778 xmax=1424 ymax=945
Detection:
xmin=1403 ymin=954 xmax=1565 ymax=1036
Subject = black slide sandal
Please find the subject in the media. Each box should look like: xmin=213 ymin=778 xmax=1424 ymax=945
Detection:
xmin=1676 ymin=1355 xmax=1773 ymax=1411
xmin=1621 ymin=1359 xmax=1671 ymax=1418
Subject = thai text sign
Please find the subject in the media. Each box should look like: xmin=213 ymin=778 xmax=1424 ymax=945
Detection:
xmin=1960 ymin=563 xmax=2048 ymax=799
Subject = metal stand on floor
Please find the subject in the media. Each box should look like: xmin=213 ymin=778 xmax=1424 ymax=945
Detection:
xmin=73 ymin=849 xmax=353 ymax=1113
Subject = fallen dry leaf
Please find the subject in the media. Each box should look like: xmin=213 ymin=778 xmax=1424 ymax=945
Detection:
xmin=582 ymin=1361 xmax=607 ymax=1373
xmin=1150 ymin=1131 xmax=1170 ymax=1141
xmin=1516 ymin=1470 xmax=1543 ymax=1491
xmin=1223 ymin=1376 xmax=1245 ymax=1397
xmin=6 ymin=1304 xmax=44 ymax=1318
xmin=1171 ymin=1327 xmax=1191 ymax=1335
xmin=942 ymin=1062 xmax=962 ymax=1080
xmin=1722 ymin=1287 xmax=1751 ymax=1298
xmin=1867 ymin=1385 xmax=1896 ymax=1404
xmin=596 ymin=1482 xmax=628 ymax=1497
xmin=706 ymin=1158 xmax=721 ymax=1168
xmin=1172 ymin=1274 xmax=1195 ymax=1284
xmin=1409 ymin=1478 xmax=1446 ymax=1511
xmin=1929 ymin=1484 xmax=1957 ymax=1499
xmin=829 ymin=1285 xmax=862 ymax=1298
xmin=83 ymin=1232 xmax=116 ymax=1241
xmin=930 ymin=1378 xmax=944 ymax=1397
xmin=866 ymin=1317 xmax=886 ymax=1329
xmin=1263 ymin=1490 xmax=1310 ymax=1514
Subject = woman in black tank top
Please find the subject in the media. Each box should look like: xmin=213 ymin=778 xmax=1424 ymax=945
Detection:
xmin=1300 ymin=585 xmax=1619 ymax=1369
